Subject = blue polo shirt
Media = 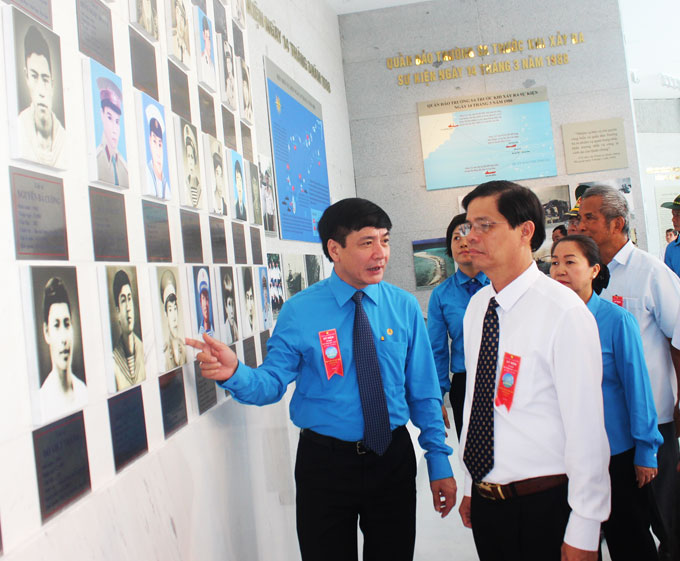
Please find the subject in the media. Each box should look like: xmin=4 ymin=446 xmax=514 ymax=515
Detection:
xmin=586 ymin=292 xmax=662 ymax=467
xmin=427 ymin=269 xmax=489 ymax=395
xmin=664 ymin=237 xmax=680 ymax=278
xmin=221 ymin=270 xmax=453 ymax=481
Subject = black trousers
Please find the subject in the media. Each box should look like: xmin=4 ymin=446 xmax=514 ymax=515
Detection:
xmin=470 ymin=481 xmax=571 ymax=561
xmin=295 ymin=426 xmax=416 ymax=561
xmin=602 ymin=448 xmax=657 ymax=561
xmin=448 ymin=371 xmax=466 ymax=440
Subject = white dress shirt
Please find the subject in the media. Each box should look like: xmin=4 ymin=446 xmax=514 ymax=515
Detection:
xmin=461 ymin=262 xmax=610 ymax=551
xmin=601 ymin=240 xmax=680 ymax=423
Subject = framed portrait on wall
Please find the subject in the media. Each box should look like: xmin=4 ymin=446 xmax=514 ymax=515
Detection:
xmin=228 ymin=148 xmax=247 ymax=221
xmin=4 ymin=6 xmax=67 ymax=168
xmin=203 ymin=134 xmax=226 ymax=215
xmin=218 ymin=33 xmax=237 ymax=109
xmin=176 ymin=117 xmax=204 ymax=209
xmin=238 ymin=266 xmax=258 ymax=338
xmin=259 ymin=154 xmax=278 ymax=237
xmin=247 ymin=159 xmax=262 ymax=225
xmin=266 ymin=253 xmax=285 ymax=319
xmin=138 ymin=92 xmax=171 ymax=199
xmin=167 ymin=0 xmax=191 ymax=69
xmin=194 ymin=5 xmax=216 ymax=91
xmin=151 ymin=266 xmax=188 ymax=372
xmin=129 ymin=0 xmax=158 ymax=41
xmin=257 ymin=265 xmax=273 ymax=330
xmin=238 ymin=58 xmax=253 ymax=124
xmin=190 ymin=265 xmax=216 ymax=338
xmin=84 ymin=59 xmax=129 ymax=188
xmin=102 ymin=265 xmax=147 ymax=393
xmin=22 ymin=266 xmax=87 ymax=426
xmin=282 ymin=254 xmax=306 ymax=299
xmin=217 ymin=266 xmax=240 ymax=344
xmin=232 ymin=0 xmax=245 ymax=29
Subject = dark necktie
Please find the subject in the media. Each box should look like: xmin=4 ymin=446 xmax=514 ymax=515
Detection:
xmin=463 ymin=297 xmax=499 ymax=482
xmin=466 ymin=277 xmax=482 ymax=297
xmin=352 ymin=291 xmax=392 ymax=455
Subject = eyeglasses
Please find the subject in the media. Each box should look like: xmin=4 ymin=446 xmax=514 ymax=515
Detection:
xmin=459 ymin=220 xmax=508 ymax=236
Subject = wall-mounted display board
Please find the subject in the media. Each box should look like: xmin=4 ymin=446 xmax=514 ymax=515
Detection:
xmin=304 ymin=254 xmax=321 ymax=287
xmin=259 ymin=329 xmax=270 ymax=361
xmin=168 ymin=60 xmax=191 ymax=121
xmin=107 ymin=385 xmax=148 ymax=472
xmin=561 ymin=117 xmax=628 ymax=175
xmin=90 ymin=186 xmax=130 ymax=261
xmin=129 ymin=27 xmax=158 ymax=100
xmin=264 ymin=57 xmax=330 ymax=243
xmin=209 ymin=215 xmax=228 ymax=263
xmin=33 ymin=412 xmax=91 ymax=522
xmin=159 ymin=368 xmax=188 ymax=438
xmin=231 ymin=219 xmax=247 ymax=264
xmin=4 ymin=6 xmax=67 ymax=168
xmin=10 ymin=166 xmax=68 ymax=260
xmin=76 ymin=0 xmax=114 ymax=71
xmin=4 ymin=0 xmax=52 ymax=28
xmin=242 ymin=335 xmax=256 ymax=367
xmin=142 ymin=200 xmax=172 ymax=263
xmin=180 ymin=209 xmax=203 ymax=263
xmin=418 ymin=87 xmax=557 ymax=190
xmin=193 ymin=360 xmax=217 ymax=414
xmin=411 ymin=238 xmax=454 ymax=290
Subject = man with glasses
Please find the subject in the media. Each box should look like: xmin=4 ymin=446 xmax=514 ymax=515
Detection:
xmin=579 ymin=185 xmax=680 ymax=561
xmin=661 ymin=194 xmax=680 ymax=278
xmin=458 ymin=180 xmax=609 ymax=561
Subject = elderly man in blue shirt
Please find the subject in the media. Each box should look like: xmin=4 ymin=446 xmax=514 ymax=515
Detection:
xmin=427 ymin=213 xmax=489 ymax=439
xmin=187 ymin=197 xmax=456 ymax=561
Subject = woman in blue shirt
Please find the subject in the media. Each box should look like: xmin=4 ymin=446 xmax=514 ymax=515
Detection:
xmin=427 ymin=213 xmax=488 ymax=439
xmin=550 ymin=234 xmax=662 ymax=561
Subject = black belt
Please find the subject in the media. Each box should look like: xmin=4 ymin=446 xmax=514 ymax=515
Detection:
xmin=474 ymin=474 xmax=568 ymax=501
xmin=300 ymin=426 xmax=406 ymax=455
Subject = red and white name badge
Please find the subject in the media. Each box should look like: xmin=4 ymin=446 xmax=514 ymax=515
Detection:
xmin=612 ymin=295 xmax=623 ymax=307
xmin=319 ymin=329 xmax=344 ymax=380
xmin=495 ymin=352 xmax=521 ymax=411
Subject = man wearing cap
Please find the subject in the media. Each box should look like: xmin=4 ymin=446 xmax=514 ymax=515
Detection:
xmin=144 ymin=103 xmax=170 ymax=199
xmin=184 ymin=124 xmax=202 ymax=208
xmin=160 ymin=269 xmax=186 ymax=371
xmin=18 ymin=25 xmax=67 ymax=168
xmin=96 ymin=78 xmax=128 ymax=187
xmin=565 ymin=184 xmax=590 ymax=235
xmin=578 ymin=185 xmax=680 ymax=561
xmin=196 ymin=269 xmax=214 ymax=337
xmin=661 ymin=194 xmax=680 ymax=278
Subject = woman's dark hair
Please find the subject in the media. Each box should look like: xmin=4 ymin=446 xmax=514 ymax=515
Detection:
xmin=551 ymin=234 xmax=610 ymax=294
xmin=318 ymin=198 xmax=392 ymax=261
xmin=445 ymin=213 xmax=467 ymax=258
xmin=462 ymin=180 xmax=546 ymax=251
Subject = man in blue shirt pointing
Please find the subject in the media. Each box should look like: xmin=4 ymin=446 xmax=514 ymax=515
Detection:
xmin=187 ymin=197 xmax=456 ymax=561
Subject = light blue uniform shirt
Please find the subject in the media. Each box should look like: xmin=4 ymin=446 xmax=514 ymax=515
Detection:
xmin=664 ymin=237 xmax=680 ymax=278
xmin=586 ymin=292 xmax=662 ymax=467
xmin=427 ymin=270 xmax=489 ymax=396
xmin=220 ymin=270 xmax=454 ymax=481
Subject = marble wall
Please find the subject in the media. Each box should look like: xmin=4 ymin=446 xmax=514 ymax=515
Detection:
xmin=339 ymin=0 xmax=643 ymax=311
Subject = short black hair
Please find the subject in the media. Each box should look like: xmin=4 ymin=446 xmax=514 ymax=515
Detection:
xmin=113 ymin=270 xmax=131 ymax=307
xmin=552 ymin=224 xmax=567 ymax=237
xmin=462 ymin=180 xmax=546 ymax=252
xmin=202 ymin=16 xmax=209 ymax=32
xmin=43 ymin=277 xmax=70 ymax=324
xmin=149 ymin=118 xmax=163 ymax=139
xmin=551 ymin=234 xmax=610 ymax=294
xmin=24 ymin=25 xmax=51 ymax=73
xmin=318 ymin=198 xmax=392 ymax=261
xmin=243 ymin=268 xmax=253 ymax=294
xmin=445 ymin=213 xmax=467 ymax=258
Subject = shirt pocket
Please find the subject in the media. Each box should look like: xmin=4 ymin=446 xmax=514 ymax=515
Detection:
xmin=375 ymin=338 xmax=408 ymax=393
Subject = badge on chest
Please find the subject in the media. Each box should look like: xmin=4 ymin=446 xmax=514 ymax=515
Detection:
xmin=495 ymin=352 xmax=521 ymax=411
xmin=319 ymin=329 xmax=344 ymax=380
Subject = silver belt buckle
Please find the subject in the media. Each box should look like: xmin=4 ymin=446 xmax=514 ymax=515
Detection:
xmin=356 ymin=441 xmax=367 ymax=455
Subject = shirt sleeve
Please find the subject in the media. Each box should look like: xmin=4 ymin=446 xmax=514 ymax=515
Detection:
xmin=405 ymin=297 xmax=454 ymax=481
xmin=648 ymin=261 xmax=680 ymax=342
xmin=427 ymin=287 xmax=452 ymax=397
xmin=613 ymin=311 xmax=662 ymax=467
xmin=552 ymin=305 xmax=611 ymax=551
xmin=220 ymin=301 xmax=302 ymax=404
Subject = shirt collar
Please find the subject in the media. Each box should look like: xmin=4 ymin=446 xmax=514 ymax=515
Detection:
xmin=329 ymin=269 xmax=381 ymax=307
xmin=609 ymin=239 xmax=634 ymax=269
xmin=585 ymin=291 xmax=601 ymax=315
xmin=491 ymin=261 xmax=540 ymax=312
xmin=455 ymin=268 xmax=486 ymax=284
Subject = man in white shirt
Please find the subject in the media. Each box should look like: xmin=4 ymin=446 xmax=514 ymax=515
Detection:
xmin=458 ymin=180 xmax=610 ymax=561
xmin=578 ymin=184 xmax=680 ymax=561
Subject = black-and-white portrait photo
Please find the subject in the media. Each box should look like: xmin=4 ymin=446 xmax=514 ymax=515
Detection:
xmin=179 ymin=119 xmax=203 ymax=208
xmin=220 ymin=38 xmax=237 ymax=109
xmin=239 ymin=266 xmax=257 ymax=337
xmin=283 ymin=254 xmax=306 ymax=299
xmin=169 ymin=0 xmax=191 ymax=67
xmin=31 ymin=266 xmax=87 ymax=423
xmin=220 ymin=266 xmax=239 ymax=344
xmin=132 ymin=0 xmax=159 ymax=40
xmin=260 ymin=155 xmax=278 ymax=235
xmin=106 ymin=266 xmax=146 ymax=392
xmin=12 ymin=10 xmax=67 ymax=168
xmin=206 ymin=135 xmax=226 ymax=214
xmin=157 ymin=267 xmax=187 ymax=371
xmin=248 ymin=160 xmax=262 ymax=225
xmin=304 ymin=254 xmax=322 ymax=286
xmin=239 ymin=60 xmax=253 ymax=123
